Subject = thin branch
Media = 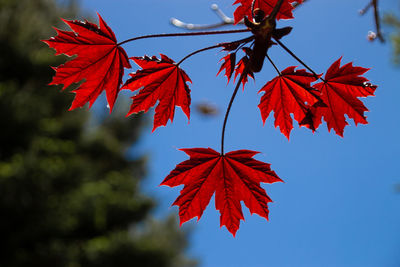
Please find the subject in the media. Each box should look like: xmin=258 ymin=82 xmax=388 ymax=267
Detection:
xmin=221 ymin=65 xmax=249 ymax=155
xmin=177 ymin=35 xmax=254 ymax=68
xmin=211 ymin=3 xmax=235 ymax=24
xmin=176 ymin=44 xmax=224 ymax=66
xmin=274 ymin=39 xmax=325 ymax=82
xmin=266 ymin=54 xmax=281 ymax=75
xmin=372 ymin=0 xmax=384 ymax=42
xmin=359 ymin=1 xmax=373 ymax=15
xmin=294 ymin=0 xmax=384 ymax=42
xmin=170 ymin=4 xmax=240 ymax=30
xmin=269 ymin=0 xmax=285 ymax=21
xmin=170 ymin=19 xmax=230 ymax=31
xmin=171 ymin=1 xmax=305 ymax=31
xmin=359 ymin=0 xmax=384 ymax=42
xmin=117 ymin=28 xmax=250 ymax=46
xmin=230 ymin=35 xmax=256 ymax=51
xmin=251 ymin=0 xmax=257 ymax=18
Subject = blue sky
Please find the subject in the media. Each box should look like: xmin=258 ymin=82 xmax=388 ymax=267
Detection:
xmin=79 ymin=1 xmax=399 ymax=266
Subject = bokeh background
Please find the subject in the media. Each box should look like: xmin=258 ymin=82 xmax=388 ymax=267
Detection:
xmin=1 ymin=0 xmax=400 ymax=266
xmin=0 ymin=0 xmax=195 ymax=266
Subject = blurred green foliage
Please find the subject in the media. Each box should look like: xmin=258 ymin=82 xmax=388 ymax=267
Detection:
xmin=0 ymin=0 xmax=196 ymax=266
xmin=385 ymin=10 xmax=400 ymax=65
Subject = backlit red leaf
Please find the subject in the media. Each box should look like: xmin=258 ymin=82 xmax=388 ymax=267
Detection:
xmin=218 ymin=49 xmax=254 ymax=87
xmin=43 ymin=13 xmax=131 ymax=111
xmin=123 ymin=54 xmax=192 ymax=131
xmin=311 ymin=58 xmax=376 ymax=136
xmin=217 ymin=53 xmax=236 ymax=84
xmin=258 ymin=66 xmax=319 ymax=139
xmin=161 ymin=148 xmax=282 ymax=236
xmin=234 ymin=54 xmax=255 ymax=88
xmin=233 ymin=0 xmax=303 ymax=24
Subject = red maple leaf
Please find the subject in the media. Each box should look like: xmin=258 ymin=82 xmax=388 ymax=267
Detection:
xmin=43 ymin=13 xmax=131 ymax=111
xmin=217 ymin=49 xmax=254 ymax=88
xmin=233 ymin=0 xmax=303 ymax=24
xmin=123 ymin=54 xmax=192 ymax=131
xmin=161 ymin=148 xmax=282 ymax=236
xmin=234 ymin=55 xmax=255 ymax=88
xmin=258 ymin=66 xmax=319 ymax=139
xmin=217 ymin=53 xmax=236 ymax=84
xmin=311 ymin=58 xmax=377 ymax=136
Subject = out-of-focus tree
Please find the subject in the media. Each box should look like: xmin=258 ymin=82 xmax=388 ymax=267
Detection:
xmin=0 ymin=0 xmax=196 ymax=266
xmin=384 ymin=11 xmax=400 ymax=64
xmin=383 ymin=7 xmax=400 ymax=193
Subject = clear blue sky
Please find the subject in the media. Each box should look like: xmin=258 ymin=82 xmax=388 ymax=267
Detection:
xmin=80 ymin=1 xmax=399 ymax=266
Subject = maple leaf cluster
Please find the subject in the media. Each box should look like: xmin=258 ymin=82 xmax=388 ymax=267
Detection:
xmin=257 ymin=61 xmax=376 ymax=138
xmin=44 ymin=0 xmax=377 ymax=236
